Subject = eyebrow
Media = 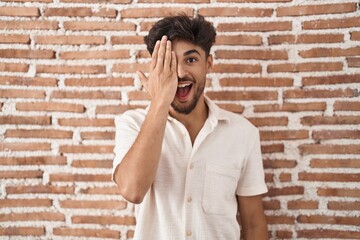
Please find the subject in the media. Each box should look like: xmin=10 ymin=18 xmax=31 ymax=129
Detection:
xmin=183 ymin=49 xmax=201 ymax=56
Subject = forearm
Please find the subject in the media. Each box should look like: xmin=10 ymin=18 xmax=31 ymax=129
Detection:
xmin=114 ymin=101 xmax=169 ymax=203
xmin=241 ymin=222 xmax=268 ymax=240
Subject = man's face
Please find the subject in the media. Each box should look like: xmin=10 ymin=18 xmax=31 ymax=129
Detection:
xmin=170 ymin=40 xmax=213 ymax=114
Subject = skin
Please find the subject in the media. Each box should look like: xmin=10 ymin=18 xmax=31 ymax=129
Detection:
xmin=113 ymin=35 xmax=268 ymax=239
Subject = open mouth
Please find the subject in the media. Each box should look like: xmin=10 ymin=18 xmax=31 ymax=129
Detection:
xmin=176 ymin=82 xmax=193 ymax=100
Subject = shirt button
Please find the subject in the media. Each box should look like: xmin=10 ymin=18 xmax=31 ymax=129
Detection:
xmin=189 ymin=163 xmax=194 ymax=169
xmin=186 ymin=230 xmax=192 ymax=237
xmin=187 ymin=197 xmax=192 ymax=203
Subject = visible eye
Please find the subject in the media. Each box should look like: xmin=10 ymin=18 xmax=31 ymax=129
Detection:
xmin=186 ymin=57 xmax=198 ymax=63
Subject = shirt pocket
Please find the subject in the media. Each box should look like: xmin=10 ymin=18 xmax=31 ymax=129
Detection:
xmin=202 ymin=163 xmax=239 ymax=215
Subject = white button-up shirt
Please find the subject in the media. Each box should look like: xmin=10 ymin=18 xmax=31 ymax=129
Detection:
xmin=113 ymin=98 xmax=268 ymax=240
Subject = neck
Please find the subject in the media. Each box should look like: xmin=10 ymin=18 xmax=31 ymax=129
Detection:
xmin=169 ymin=96 xmax=208 ymax=144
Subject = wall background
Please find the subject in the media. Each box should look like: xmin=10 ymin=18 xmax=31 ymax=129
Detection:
xmin=0 ymin=0 xmax=359 ymax=239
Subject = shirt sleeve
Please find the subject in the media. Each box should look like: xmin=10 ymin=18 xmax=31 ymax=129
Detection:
xmin=236 ymin=129 xmax=268 ymax=196
xmin=112 ymin=112 xmax=140 ymax=182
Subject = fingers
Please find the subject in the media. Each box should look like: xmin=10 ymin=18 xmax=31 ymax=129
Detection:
xmin=171 ymin=51 xmax=177 ymax=72
xmin=156 ymin=36 xmax=168 ymax=70
xmin=164 ymin=40 xmax=172 ymax=68
xmin=150 ymin=40 xmax=160 ymax=69
xmin=136 ymin=70 xmax=148 ymax=84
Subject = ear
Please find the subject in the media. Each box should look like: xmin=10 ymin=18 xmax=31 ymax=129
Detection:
xmin=206 ymin=54 xmax=213 ymax=72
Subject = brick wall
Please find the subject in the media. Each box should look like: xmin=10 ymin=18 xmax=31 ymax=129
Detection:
xmin=0 ymin=0 xmax=359 ymax=239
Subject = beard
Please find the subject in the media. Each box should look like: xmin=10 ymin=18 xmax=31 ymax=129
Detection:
xmin=171 ymin=77 xmax=206 ymax=115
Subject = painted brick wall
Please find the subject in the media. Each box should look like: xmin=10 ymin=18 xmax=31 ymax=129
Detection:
xmin=0 ymin=0 xmax=359 ymax=239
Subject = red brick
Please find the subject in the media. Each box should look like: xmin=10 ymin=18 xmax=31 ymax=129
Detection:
xmin=351 ymin=31 xmax=360 ymax=40
xmin=51 ymin=90 xmax=120 ymax=100
xmin=328 ymin=201 xmax=360 ymax=211
xmin=59 ymin=145 xmax=113 ymax=154
xmin=268 ymin=62 xmax=343 ymax=73
xmin=0 ymin=49 xmax=54 ymax=59
xmin=317 ymin=188 xmax=360 ymax=198
xmin=58 ymin=118 xmax=114 ymax=127
xmin=269 ymin=34 xmax=344 ymax=45
xmin=35 ymin=35 xmax=105 ymax=45
xmin=254 ymin=102 xmax=326 ymax=112
xmin=127 ymin=230 xmax=135 ymax=238
xmin=261 ymin=144 xmax=284 ymax=153
xmin=266 ymin=215 xmax=295 ymax=224
xmin=45 ymin=7 xmax=94 ymax=17
xmin=0 ymin=76 xmax=57 ymax=86
xmin=313 ymin=130 xmax=360 ymax=140
xmin=199 ymin=7 xmax=272 ymax=17
xmin=347 ymin=57 xmax=360 ymax=67
xmin=0 ymin=170 xmax=42 ymax=179
xmin=265 ymin=173 xmax=274 ymax=183
xmin=215 ymin=49 xmax=287 ymax=60
xmin=303 ymin=16 xmax=360 ymax=30
xmin=299 ymin=172 xmax=360 ymax=182
xmin=287 ymin=200 xmax=318 ymax=209
xmin=127 ymin=91 xmax=151 ymax=101
xmin=0 ymin=34 xmax=30 ymax=44
xmin=215 ymin=35 xmax=262 ymax=46
xmin=53 ymin=227 xmax=120 ymax=239
xmin=248 ymin=117 xmax=288 ymax=127
xmin=212 ymin=63 xmax=261 ymax=73
xmin=217 ymin=0 xmax=291 ymax=2
xmin=219 ymin=77 xmax=293 ymax=87
xmin=16 ymin=102 xmax=85 ymax=113
xmin=284 ymin=88 xmax=357 ymax=99
xmin=139 ymin=0 xmax=208 ymax=2
xmin=311 ymin=158 xmax=360 ymax=168
xmin=140 ymin=21 xmax=155 ymax=31
xmin=6 ymin=185 xmax=74 ymax=194
xmin=0 ymin=212 xmax=65 ymax=222
xmin=0 ymin=63 xmax=29 ymax=72
xmin=217 ymin=104 xmax=244 ymax=114
xmin=0 ymin=116 xmax=51 ymax=125
xmin=60 ymin=50 xmax=129 ymax=59
xmin=260 ymin=130 xmax=308 ymax=140
xmin=94 ymin=8 xmax=117 ymax=18
xmin=0 ymin=156 xmax=66 ymax=165
xmin=263 ymin=200 xmax=280 ymax=210
xmin=279 ymin=173 xmax=292 ymax=182
xmin=96 ymin=104 xmax=145 ymax=114
xmin=0 ymin=227 xmax=45 ymax=236
xmin=80 ymin=187 xmax=121 ymax=195
xmin=263 ymin=159 xmax=297 ymax=169
xmin=111 ymin=35 xmax=144 ymax=44
xmin=301 ymin=116 xmax=360 ymax=126
xmin=80 ymin=131 xmax=115 ymax=140
xmin=302 ymin=74 xmax=360 ymax=86
xmin=0 ymin=199 xmax=52 ymax=208
xmin=60 ymin=200 xmax=126 ymax=209
xmin=50 ymin=173 xmax=111 ymax=182
xmin=61 ymin=0 xmax=130 ymax=2
xmin=113 ymin=62 xmax=148 ymax=73
xmin=298 ymin=229 xmax=360 ymax=239
xmin=121 ymin=8 xmax=193 ymax=18
xmin=0 ymin=20 xmax=58 ymax=30
xmin=334 ymin=101 xmax=360 ymax=111
xmin=72 ymin=159 xmax=113 ymax=168
xmin=276 ymin=231 xmax=293 ymax=239
xmin=277 ymin=3 xmax=356 ymax=17
xmin=297 ymin=215 xmax=360 ymax=226
xmin=206 ymin=91 xmax=277 ymax=101
xmin=37 ymin=65 xmax=105 ymax=74
xmin=218 ymin=21 xmax=291 ymax=32
xmin=6 ymin=129 xmax=72 ymax=139
xmin=3 ymin=0 xmax=51 ymax=2
xmin=300 ymin=46 xmax=360 ymax=58
xmin=64 ymin=21 xmax=135 ymax=31
xmin=0 ymin=142 xmax=51 ymax=152
xmin=65 ymin=77 xmax=133 ymax=87
xmin=300 ymin=144 xmax=360 ymax=155
xmin=72 ymin=215 xmax=136 ymax=225
xmin=0 ymin=7 xmax=40 ymax=17
xmin=266 ymin=186 xmax=304 ymax=197
xmin=0 ymin=89 xmax=45 ymax=99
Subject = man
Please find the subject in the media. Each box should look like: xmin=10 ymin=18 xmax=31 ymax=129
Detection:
xmin=112 ymin=14 xmax=268 ymax=240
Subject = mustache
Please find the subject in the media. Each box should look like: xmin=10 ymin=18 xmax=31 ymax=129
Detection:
xmin=178 ymin=77 xmax=194 ymax=83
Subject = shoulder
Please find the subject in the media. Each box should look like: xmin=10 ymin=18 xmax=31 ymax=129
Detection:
xmin=114 ymin=107 xmax=148 ymax=128
xmin=218 ymin=107 xmax=259 ymax=135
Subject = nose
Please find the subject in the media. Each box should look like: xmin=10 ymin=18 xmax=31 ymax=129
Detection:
xmin=177 ymin=62 xmax=187 ymax=79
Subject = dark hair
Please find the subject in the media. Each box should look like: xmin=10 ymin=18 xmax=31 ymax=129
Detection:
xmin=144 ymin=14 xmax=216 ymax=56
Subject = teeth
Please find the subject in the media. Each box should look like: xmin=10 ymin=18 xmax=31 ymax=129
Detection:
xmin=178 ymin=83 xmax=191 ymax=88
